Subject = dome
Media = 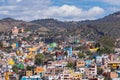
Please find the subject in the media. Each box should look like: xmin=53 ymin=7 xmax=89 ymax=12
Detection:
xmin=49 ymin=42 xmax=57 ymax=48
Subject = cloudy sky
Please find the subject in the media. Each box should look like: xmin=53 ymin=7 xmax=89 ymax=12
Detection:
xmin=0 ymin=0 xmax=120 ymax=21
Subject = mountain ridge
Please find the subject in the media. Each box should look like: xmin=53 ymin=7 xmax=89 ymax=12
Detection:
xmin=0 ymin=11 xmax=120 ymax=38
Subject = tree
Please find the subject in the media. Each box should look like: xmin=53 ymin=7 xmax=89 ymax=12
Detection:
xmin=24 ymin=28 xmax=31 ymax=32
xmin=77 ymin=53 xmax=85 ymax=58
xmin=97 ymin=47 xmax=113 ymax=54
xmin=97 ymin=67 xmax=103 ymax=75
xmin=35 ymin=53 xmax=45 ymax=66
xmin=12 ymin=65 xmax=19 ymax=74
xmin=26 ymin=66 xmax=34 ymax=70
xmin=66 ymin=62 xmax=75 ymax=69
xmin=44 ymin=53 xmax=54 ymax=62
xmin=98 ymin=36 xmax=115 ymax=54
xmin=104 ymin=77 xmax=108 ymax=80
xmin=95 ymin=43 xmax=101 ymax=48
xmin=0 ymin=42 xmax=3 ymax=48
xmin=64 ymin=51 xmax=68 ymax=57
xmin=104 ymin=77 xmax=112 ymax=80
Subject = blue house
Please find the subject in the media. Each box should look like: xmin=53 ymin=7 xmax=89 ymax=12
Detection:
xmin=21 ymin=76 xmax=41 ymax=80
xmin=64 ymin=47 xmax=72 ymax=57
xmin=95 ymin=56 xmax=103 ymax=66
xmin=85 ymin=60 xmax=92 ymax=68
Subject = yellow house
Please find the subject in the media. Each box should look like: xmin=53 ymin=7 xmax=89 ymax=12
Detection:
xmin=107 ymin=61 xmax=120 ymax=69
xmin=73 ymin=73 xmax=82 ymax=79
xmin=4 ymin=72 xmax=10 ymax=80
xmin=26 ymin=51 xmax=35 ymax=59
xmin=11 ymin=43 xmax=16 ymax=49
xmin=68 ymin=69 xmax=74 ymax=74
xmin=8 ymin=59 xmax=15 ymax=65
xmin=76 ymin=60 xmax=85 ymax=68
xmin=89 ymin=48 xmax=99 ymax=52
xmin=26 ymin=71 xmax=33 ymax=76
xmin=28 ymin=47 xmax=37 ymax=52
xmin=67 ymin=69 xmax=82 ymax=79
xmin=108 ymin=63 xmax=119 ymax=69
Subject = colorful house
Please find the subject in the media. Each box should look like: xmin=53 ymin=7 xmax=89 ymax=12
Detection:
xmin=35 ymin=67 xmax=44 ymax=77
xmin=64 ymin=47 xmax=72 ymax=57
xmin=76 ymin=60 xmax=85 ymax=68
xmin=95 ymin=56 xmax=103 ymax=66
xmin=21 ymin=75 xmax=41 ymax=80
xmin=85 ymin=60 xmax=92 ymax=68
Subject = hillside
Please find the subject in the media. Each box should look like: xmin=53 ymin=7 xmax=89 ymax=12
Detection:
xmin=80 ymin=11 xmax=120 ymax=38
xmin=0 ymin=18 xmax=49 ymax=32
xmin=0 ymin=11 xmax=120 ymax=39
xmin=31 ymin=11 xmax=120 ymax=38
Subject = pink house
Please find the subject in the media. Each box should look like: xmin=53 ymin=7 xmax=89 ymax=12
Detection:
xmin=12 ymin=26 xmax=18 ymax=35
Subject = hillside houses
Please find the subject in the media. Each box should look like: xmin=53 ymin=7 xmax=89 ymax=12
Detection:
xmin=0 ymin=26 xmax=120 ymax=80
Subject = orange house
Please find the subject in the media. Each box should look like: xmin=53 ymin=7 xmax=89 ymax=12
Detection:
xmin=35 ymin=67 xmax=44 ymax=73
xmin=35 ymin=67 xmax=44 ymax=77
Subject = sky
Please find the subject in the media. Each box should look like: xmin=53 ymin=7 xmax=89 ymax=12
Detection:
xmin=0 ymin=0 xmax=120 ymax=21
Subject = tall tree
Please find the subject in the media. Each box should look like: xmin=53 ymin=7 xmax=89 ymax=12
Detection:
xmin=77 ymin=52 xmax=85 ymax=58
xmin=97 ymin=67 xmax=103 ymax=75
xmin=66 ymin=62 xmax=76 ymax=69
xmin=12 ymin=65 xmax=19 ymax=74
xmin=35 ymin=53 xmax=45 ymax=66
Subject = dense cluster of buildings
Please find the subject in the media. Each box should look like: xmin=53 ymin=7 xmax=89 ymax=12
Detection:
xmin=0 ymin=26 xmax=120 ymax=80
